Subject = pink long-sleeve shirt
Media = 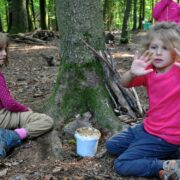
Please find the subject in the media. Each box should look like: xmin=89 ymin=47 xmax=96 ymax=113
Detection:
xmin=152 ymin=0 xmax=180 ymax=25
xmin=128 ymin=65 xmax=180 ymax=145
xmin=0 ymin=71 xmax=29 ymax=112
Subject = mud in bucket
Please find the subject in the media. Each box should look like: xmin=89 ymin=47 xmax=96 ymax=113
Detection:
xmin=74 ymin=127 xmax=101 ymax=157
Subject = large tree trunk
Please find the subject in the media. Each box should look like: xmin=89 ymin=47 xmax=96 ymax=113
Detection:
xmin=46 ymin=0 xmax=122 ymax=132
xmin=8 ymin=0 xmax=28 ymax=33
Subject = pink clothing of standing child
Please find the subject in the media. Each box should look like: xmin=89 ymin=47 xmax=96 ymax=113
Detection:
xmin=152 ymin=0 xmax=180 ymax=25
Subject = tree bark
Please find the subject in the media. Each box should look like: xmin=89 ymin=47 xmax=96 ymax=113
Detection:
xmin=9 ymin=0 xmax=28 ymax=33
xmin=132 ymin=0 xmax=137 ymax=30
xmin=0 ymin=15 xmax=3 ymax=32
xmin=40 ymin=0 xmax=48 ymax=30
xmin=103 ymin=0 xmax=114 ymax=31
xmin=45 ymin=0 xmax=122 ymax=132
xmin=138 ymin=0 xmax=143 ymax=29
xmin=26 ymin=0 xmax=34 ymax=31
xmin=120 ymin=0 xmax=132 ymax=43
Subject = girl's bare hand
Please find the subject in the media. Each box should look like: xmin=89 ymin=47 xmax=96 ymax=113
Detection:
xmin=130 ymin=51 xmax=153 ymax=76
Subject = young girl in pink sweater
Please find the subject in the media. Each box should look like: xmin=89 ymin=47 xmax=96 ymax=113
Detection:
xmin=153 ymin=0 xmax=180 ymax=25
xmin=0 ymin=33 xmax=54 ymax=157
xmin=106 ymin=22 xmax=180 ymax=179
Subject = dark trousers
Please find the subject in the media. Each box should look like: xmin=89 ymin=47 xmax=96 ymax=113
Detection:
xmin=106 ymin=124 xmax=179 ymax=177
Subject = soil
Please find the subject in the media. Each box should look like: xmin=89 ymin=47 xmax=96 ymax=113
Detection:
xmin=0 ymin=31 xmax=157 ymax=180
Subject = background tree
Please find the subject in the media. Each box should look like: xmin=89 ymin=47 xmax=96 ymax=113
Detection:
xmin=48 ymin=0 xmax=57 ymax=30
xmin=142 ymin=0 xmax=145 ymax=22
xmin=103 ymin=0 xmax=114 ymax=31
xmin=138 ymin=0 xmax=143 ymax=29
xmin=0 ymin=15 xmax=3 ymax=32
xmin=39 ymin=0 xmax=48 ymax=30
xmin=46 ymin=0 xmax=122 ymax=131
xmin=132 ymin=0 xmax=138 ymax=30
xmin=8 ymin=0 xmax=28 ymax=33
xmin=26 ymin=0 xmax=35 ymax=31
xmin=0 ymin=0 xmax=156 ymax=33
xmin=120 ymin=0 xmax=132 ymax=43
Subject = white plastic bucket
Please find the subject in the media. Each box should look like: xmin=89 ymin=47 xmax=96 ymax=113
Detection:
xmin=74 ymin=127 xmax=101 ymax=157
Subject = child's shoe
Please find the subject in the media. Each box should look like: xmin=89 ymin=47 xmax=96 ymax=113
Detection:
xmin=159 ymin=160 xmax=180 ymax=180
xmin=0 ymin=128 xmax=21 ymax=158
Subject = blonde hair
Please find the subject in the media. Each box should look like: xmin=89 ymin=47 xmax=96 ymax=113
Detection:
xmin=0 ymin=33 xmax=9 ymax=66
xmin=140 ymin=22 xmax=180 ymax=54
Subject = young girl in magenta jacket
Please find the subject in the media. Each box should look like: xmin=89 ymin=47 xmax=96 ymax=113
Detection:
xmin=152 ymin=0 xmax=180 ymax=25
xmin=0 ymin=33 xmax=54 ymax=158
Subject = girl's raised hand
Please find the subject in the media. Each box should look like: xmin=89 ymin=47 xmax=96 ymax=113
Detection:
xmin=174 ymin=48 xmax=180 ymax=67
xmin=130 ymin=51 xmax=153 ymax=76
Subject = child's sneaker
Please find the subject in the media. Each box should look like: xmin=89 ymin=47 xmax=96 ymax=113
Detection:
xmin=159 ymin=160 xmax=180 ymax=180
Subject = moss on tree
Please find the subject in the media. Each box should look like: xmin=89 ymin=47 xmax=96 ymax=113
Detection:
xmin=46 ymin=60 xmax=122 ymax=131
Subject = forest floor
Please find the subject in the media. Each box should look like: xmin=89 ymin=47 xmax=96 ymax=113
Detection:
xmin=0 ymin=31 xmax=157 ymax=180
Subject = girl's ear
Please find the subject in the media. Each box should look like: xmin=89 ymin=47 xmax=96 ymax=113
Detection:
xmin=173 ymin=48 xmax=180 ymax=62
xmin=175 ymin=56 xmax=180 ymax=63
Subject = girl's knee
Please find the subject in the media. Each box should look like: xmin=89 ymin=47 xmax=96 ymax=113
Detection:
xmin=114 ymin=159 xmax=129 ymax=176
xmin=45 ymin=116 xmax=54 ymax=129
xmin=105 ymin=139 xmax=120 ymax=155
xmin=105 ymin=139 xmax=114 ymax=153
xmin=38 ymin=114 xmax=54 ymax=130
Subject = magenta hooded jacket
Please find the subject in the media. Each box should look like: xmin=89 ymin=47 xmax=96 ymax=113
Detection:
xmin=152 ymin=0 xmax=180 ymax=25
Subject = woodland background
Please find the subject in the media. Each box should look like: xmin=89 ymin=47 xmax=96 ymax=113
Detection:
xmin=0 ymin=0 xmax=162 ymax=41
xmin=0 ymin=0 xmax=177 ymax=179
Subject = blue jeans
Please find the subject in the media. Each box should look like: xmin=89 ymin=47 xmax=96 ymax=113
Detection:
xmin=106 ymin=124 xmax=179 ymax=177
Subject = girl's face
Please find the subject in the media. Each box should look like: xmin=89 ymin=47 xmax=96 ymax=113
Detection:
xmin=0 ymin=46 xmax=7 ymax=66
xmin=149 ymin=38 xmax=175 ymax=73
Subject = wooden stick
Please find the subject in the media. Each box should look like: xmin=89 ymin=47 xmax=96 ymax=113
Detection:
xmin=81 ymin=39 xmax=115 ymax=73
xmin=81 ymin=38 xmax=143 ymax=118
xmin=131 ymin=87 xmax=144 ymax=115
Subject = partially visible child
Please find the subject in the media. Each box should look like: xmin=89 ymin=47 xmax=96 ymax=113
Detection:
xmin=152 ymin=0 xmax=180 ymax=25
xmin=0 ymin=33 xmax=54 ymax=157
xmin=106 ymin=22 xmax=180 ymax=179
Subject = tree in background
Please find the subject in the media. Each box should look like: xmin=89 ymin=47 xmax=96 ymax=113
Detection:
xmin=39 ymin=0 xmax=48 ymax=30
xmin=8 ymin=0 xmax=28 ymax=33
xmin=48 ymin=0 xmax=57 ymax=30
xmin=46 ymin=0 xmax=121 ymax=132
xmin=138 ymin=0 xmax=143 ymax=29
xmin=103 ymin=0 xmax=114 ymax=31
xmin=0 ymin=15 xmax=3 ymax=32
xmin=120 ymin=0 xmax=132 ymax=43
xmin=0 ymin=0 xmax=155 ymax=34
xmin=26 ymin=0 xmax=36 ymax=31
xmin=132 ymin=0 xmax=138 ymax=30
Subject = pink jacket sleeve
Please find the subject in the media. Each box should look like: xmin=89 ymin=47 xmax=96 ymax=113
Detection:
xmin=127 ymin=75 xmax=147 ymax=88
xmin=152 ymin=0 xmax=172 ymax=20
xmin=0 ymin=73 xmax=29 ymax=112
